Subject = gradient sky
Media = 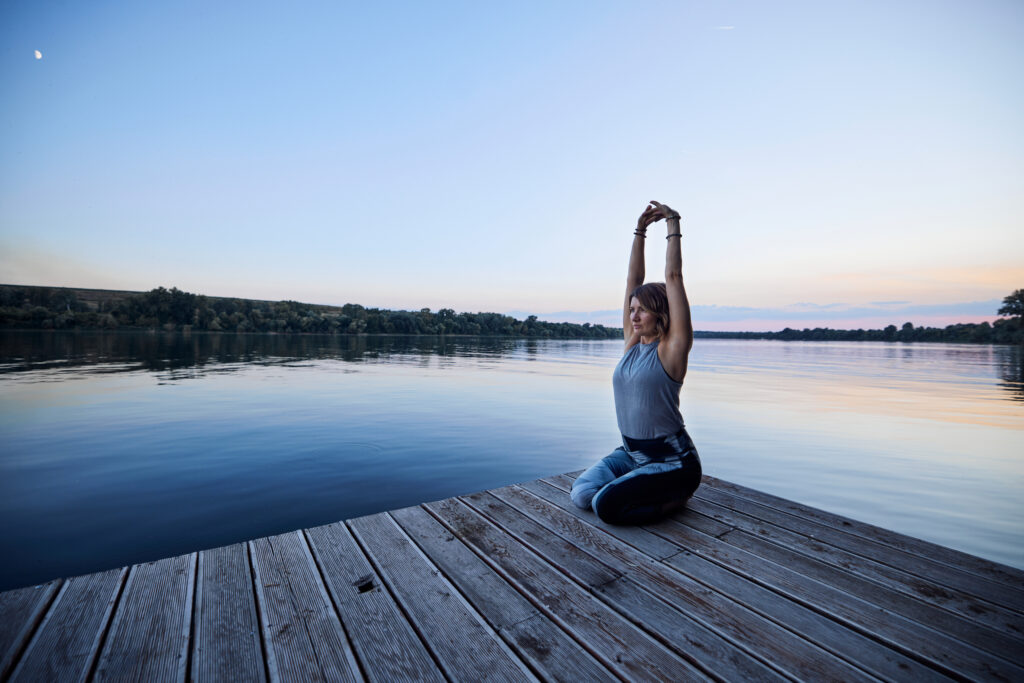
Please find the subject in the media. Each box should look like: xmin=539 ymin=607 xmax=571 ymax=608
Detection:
xmin=2 ymin=1 xmax=1022 ymax=330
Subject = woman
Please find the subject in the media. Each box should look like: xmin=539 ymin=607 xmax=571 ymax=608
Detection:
xmin=570 ymin=200 xmax=702 ymax=524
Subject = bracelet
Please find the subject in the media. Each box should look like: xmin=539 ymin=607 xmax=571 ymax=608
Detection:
xmin=666 ymin=233 xmax=682 ymax=239
xmin=634 ymin=231 xmax=646 ymax=237
xmin=666 ymin=213 xmax=681 ymax=220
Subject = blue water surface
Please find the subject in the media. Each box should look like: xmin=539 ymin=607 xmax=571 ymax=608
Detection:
xmin=1 ymin=331 xmax=1021 ymax=590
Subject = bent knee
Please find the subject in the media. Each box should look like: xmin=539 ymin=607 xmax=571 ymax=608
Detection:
xmin=592 ymin=480 xmax=687 ymax=526
xmin=570 ymin=481 xmax=598 ymax=510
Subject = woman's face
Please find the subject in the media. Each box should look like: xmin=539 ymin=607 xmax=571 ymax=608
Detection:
xmin=629 ymin=297 xmax=659 ymax=339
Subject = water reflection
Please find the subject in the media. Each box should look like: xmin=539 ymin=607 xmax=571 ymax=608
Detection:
xmin=5 ymin=332 xmax=1022 ymax=402
xmin=996 ymin=346 xmax=1024 ymax=402
xmin=0 ymin=330 xmax=550 ymax=379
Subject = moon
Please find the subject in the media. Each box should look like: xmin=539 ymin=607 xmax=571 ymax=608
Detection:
xmin=34 ymin=50 xmax=42 ymax=59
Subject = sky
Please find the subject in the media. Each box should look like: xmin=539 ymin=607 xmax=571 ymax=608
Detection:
xmin=1 ymin=0 xmax=1022 ymax=331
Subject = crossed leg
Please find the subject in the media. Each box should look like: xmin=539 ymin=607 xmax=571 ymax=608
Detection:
xmin=571 ymin=447 xmax=701 ymax=525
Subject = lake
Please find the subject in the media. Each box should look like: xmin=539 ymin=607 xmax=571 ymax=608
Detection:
xmin=1 ymin=330 xmax=1022 ymax=591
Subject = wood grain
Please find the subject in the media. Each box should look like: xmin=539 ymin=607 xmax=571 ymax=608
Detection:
xmin=250 ymin=531 xmax=361 ymax=682
xmin=425 ymin=496 xmax=709 ymax=682
xmin=471 ymin=488 xmax=789 ymax=682
xmin=10 ymin=569 xmax=124 ymax=683
xmin=348 ymin=511 xmax=534 ymax=681
xmin=702 ymin=474 xmax=1024 ymax=589
xmin=694 ymin=483 xmax=1024 ymax=613
xmin=654 ymin=517 xmax=1024 ymax=681
xmin=93 ymin=554 xmax=195 ymax=683
xmin=685 ymin=493 xmax=1024 ymax=646
xmin=305 ymin=521 xmax=443 ymax=682
xmin=513 ymin=480 xmax=950 ymax=681
xmin=4 ymin=471 xmax=1020 ymax=682
xmin=192 ymin=544 xmax=265 ymax=682
xmin=389 ymin=504 xmax=616 ymax=682
xmin=0 ymin=580 xmax=62 ymax=680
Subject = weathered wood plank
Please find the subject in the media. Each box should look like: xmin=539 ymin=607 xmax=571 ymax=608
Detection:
xmin=0 ymin=580 xmax=61 ymax=680
xmin=712 ymin=524 xmax=1023 ymax=661
xmin=469 ymin=488 xmax=790 ymax=682
xmin=541 ymin=473 xmax=575 ymax=492
xmin=458 ymin=493 xmax=619 ymax=589
xmin=504 ymin=485 xmax=941 ymax=682
xmin=425 ymin=496 xmax=710 ymax=682
xmin=388 ymin=506 xmax=534 ymax=632
xmin=192 ymin=544 xmax=265 ymax=683
xmin=686 ymin=493 xmax=1024 ymax=644
xmin=93 ymin=554 xmax=195 ymax=683
xmin=517 ymin=478 xmax=684 ymax=559
xmin=653 ymin=519 xmax=1024 ymax=681
xmin=304 ymin=521 xmax=443 ymax=683
xmin=4 ymin=470 xmax=1018 ymax=683
xmin=389 ymin=505 xmax=616 ymax=682
xmin=249 ymin=531 xmax=361 ymax=683
xmin=695 ymin=484 xmax=1024 ymax=613
xmin=9 ymin=569 xmax=124 ymax=683
xmin=514 ymin=480 xmax=950 ymax=682
xmin=702 ymin=474 xmax=1024 ymax=589
xmin=348 ymin=511 xmax=535 ymax=681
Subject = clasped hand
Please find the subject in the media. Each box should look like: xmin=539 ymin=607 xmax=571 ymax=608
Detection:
xmin=635 ymin=200 xmax=680 ymax=234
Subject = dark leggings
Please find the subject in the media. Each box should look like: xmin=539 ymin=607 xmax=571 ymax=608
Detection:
xmin=570 ymin=429 xmax=701 ymax=525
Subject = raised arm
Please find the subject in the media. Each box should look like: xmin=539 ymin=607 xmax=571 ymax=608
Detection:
xmin=624 ymin=205 xmax=659 ymax=343
xmin=650 ymin=201 xmax=693 ymax=383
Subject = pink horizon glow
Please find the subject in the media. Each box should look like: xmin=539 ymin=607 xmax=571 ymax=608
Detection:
xmin=696 ymin=315 xmax=1003 ymax=333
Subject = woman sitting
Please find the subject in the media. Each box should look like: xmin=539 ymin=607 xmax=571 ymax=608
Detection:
xmin=570 ymin=200 xmax=702 ymax=524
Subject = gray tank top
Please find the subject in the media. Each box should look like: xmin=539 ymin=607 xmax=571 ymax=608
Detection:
xmin=613 ymin=340 xmax=684 ymax=439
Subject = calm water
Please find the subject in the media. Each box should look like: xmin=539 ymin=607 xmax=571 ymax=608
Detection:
xmin=1 ymin=331 xmax=1022 ymax=591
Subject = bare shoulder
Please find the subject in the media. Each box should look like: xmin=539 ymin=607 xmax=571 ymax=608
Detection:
xmin=657 ymin=335 xmax=691 ymax=383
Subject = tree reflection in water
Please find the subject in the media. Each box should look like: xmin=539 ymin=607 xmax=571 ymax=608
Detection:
xmin=996 ymin=345 xmax=1024 ymax=402
xmin=4 ymin=330 xmax=1021 ymax=401
xmin=0 ymin=330 xmax=536 ymax=379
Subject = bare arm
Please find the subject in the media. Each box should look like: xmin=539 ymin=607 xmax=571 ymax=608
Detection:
xmin=623 ymin=205 xmax=660 ymax=343
xmin=651 ymin=202 xmax=693 ymax=383
xmin=623 ymin=233 xmax=645 ymax=342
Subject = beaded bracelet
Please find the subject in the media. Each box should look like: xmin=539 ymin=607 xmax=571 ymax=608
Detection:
xmin=666 ymin=233 xmax=682 ymax=239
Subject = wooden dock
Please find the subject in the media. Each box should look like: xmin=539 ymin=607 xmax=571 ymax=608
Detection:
xmin=2 ymin=472 xmax=1023 ymax=682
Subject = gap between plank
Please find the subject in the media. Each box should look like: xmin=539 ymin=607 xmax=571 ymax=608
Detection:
xmin=186 ymin=552 xmax=199 ymax=683
xmin=84 ymin=566 xmax=131 ymax=683
xmin=653 ymin=518 xmax=974 ymax=680
xmin=3 ymin=579 xmax=64 ymax=680
xmin=345 ymin=513 xmax=453 ymax=683
xmin=247 ymin=540 xmax=277 ymax=683
xmin=421 ymin=498 xmax=636 ymax=683
xmin=464 ymin=489 xmax=781 ymax=683
xmin=506 ymin=484 xmax=887 ymax=682
xmin=301 ymin=527 xmax=370 ymax=683
xmin=699 ymin=477 xmax=1024 ymax=589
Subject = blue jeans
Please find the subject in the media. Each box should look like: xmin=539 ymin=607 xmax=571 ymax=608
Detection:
xmin=570 ymin=428 xmax=701 ymax=525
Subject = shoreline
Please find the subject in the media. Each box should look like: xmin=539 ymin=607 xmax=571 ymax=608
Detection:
xmin=2 ymin=327 xmax=1021 ymax=346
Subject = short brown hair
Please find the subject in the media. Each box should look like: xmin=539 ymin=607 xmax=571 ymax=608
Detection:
xmin=630 ymin=282 xmax=670 ymax=337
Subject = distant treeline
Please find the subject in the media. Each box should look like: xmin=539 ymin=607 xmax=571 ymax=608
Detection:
xmin=0 ymin=285 xmax=621 ymax=339
xmin=695 ymin=321 xmax=1022 ymax=345
xmin=2 ymin=284 xmax=1021 ymax=344
xmin=694 ymin=289 xmax=1023 ymax=345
